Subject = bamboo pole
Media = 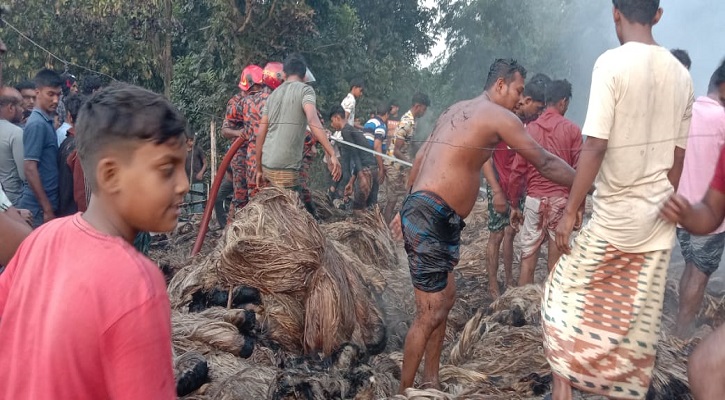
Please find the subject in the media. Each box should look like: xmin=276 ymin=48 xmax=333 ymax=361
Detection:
xmin=210 ymin=119 xmax=217 ymax=188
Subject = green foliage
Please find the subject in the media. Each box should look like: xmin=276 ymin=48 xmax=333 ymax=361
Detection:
xmin=1 ymin=0 xmax=168 ymax=88
xmin=430 ymin=0 xmax=614 ymax=126
xmin=170 ymin=53 xmax=233 ymax=151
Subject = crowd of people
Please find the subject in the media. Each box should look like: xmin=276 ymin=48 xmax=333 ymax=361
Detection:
xmin=1 ymin=0 xmax=725 ymax=399
xmin=217 ymin=54 xmax=432 ymax=228
xmin=388 ymin=1 xmax=725 ymax=399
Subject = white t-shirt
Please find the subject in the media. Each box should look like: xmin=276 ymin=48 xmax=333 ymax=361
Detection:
xmin=584 ymin=42 xmax=694 ymax=253
xmin=341 ymin=93 xmax=356 ymax=126
xmin=0 ymin=183 xmax=11 ymax=212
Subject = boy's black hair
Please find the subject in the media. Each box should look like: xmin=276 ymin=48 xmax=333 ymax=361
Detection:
xmin=75 ymin=83 xmax=188 ymax=190
xmin=81 ymin=75 xmax=104 ymax=95
xmin=484 ymin=59 xmax=527 ymax=90
xmin=547 ymin=79 xmax=573 ymax=104
xmin=329 ymin=105 xmax=346 ymax=121
xmin=375 ymin=102 xmax=390 ymax=116
xmin=412 ymin=92 xmax=431 ymax=107
xmin=709 ymin=60 xmax=725 ymax=93
xmin=34 ymin=69 xmax=64 ymax=90
xmin=283 ymin=54 xmax=307 ymax=79
xmin=64 ymin=94 xmax=85 ymax=123
xmin=524 ymin=73 xmax=551 ymax=104
xmin=350 ymin=78 xmax=365 ymax=90
xmin=389 ymin=100 xmax=399 ymax=107
xmin=14 ymin=80 xmax=36 ymax=92
xmin=612 ymin=0 xmax=660 ymax=25
xmin=671 ymin=49 xmax=691 ymax=70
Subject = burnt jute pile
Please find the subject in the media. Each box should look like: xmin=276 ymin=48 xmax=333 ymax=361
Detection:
xmin=159 ymin=193 xmax=712 ymax=399
xmin=168 ymin=188 xmax=413 ymax=399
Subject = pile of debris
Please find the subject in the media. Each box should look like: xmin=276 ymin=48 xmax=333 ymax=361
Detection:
xmin=155 ymin=189 xmax=713 ymax=399
xmin=166 ymin=188 xmax=412 ymax=398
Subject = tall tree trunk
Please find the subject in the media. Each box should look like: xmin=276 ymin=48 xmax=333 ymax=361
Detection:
xmin=163 ymin=0 xmax=173 ymax=98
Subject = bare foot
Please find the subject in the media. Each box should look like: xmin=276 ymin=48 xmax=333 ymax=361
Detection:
xmin=551 ymin=374 xmax=573 ymax=400
xmin=389 ymin=214 xmax=403 ymax=242
xmin=420 ymin=379 xmax=441 ymax=391
xmin=488 ymin=282 xmax=500 ymax=299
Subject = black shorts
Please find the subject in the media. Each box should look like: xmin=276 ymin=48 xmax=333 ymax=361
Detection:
xmin=400 ymin=191 xmax=465 ymax=293
xmin=677 ymin=228 xmax=725 ymax=275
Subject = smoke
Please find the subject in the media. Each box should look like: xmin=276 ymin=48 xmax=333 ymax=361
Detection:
xmin=654 ymin=1 xmax=725 ymax=95
xmin=567 ymin=0 xmax=725 ymax=125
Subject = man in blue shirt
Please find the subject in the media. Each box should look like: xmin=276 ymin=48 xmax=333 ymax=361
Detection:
xmin=362 ymin=103 xmax=391 ymax=203
xmin=20 ymin=69 xmax=63 ymax=227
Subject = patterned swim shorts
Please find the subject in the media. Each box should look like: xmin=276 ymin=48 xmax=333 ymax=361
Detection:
xmin=400 ymin=191 xmax=466 ymax=293
xmin=485 ymin=182 xmax=524 ymax=232
xmin=677 ymin=228 xmax=725 ymax=275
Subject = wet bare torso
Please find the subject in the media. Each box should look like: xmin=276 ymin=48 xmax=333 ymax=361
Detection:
xmin=412 ymin=95 xmax=518 ymax=218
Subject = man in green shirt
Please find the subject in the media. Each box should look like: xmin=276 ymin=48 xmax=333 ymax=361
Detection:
xmin=256 ymin=55 xmax=340 ymax=197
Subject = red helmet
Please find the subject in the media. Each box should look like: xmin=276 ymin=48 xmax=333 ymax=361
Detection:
xmin=238 ymin=65 xmax=264 ymax=91
xmin=263 ymin=62 xmax=284 ymax=90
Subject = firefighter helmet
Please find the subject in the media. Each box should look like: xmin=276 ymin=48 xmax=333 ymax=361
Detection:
xmin=238 ymin=64 xmax=264 ymax=91
xmin=263 ymin=62 xmax=284 ymax=90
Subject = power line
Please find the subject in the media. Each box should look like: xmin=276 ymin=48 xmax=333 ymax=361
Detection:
xmin=1 ymin=17 xmax=117 ymax=82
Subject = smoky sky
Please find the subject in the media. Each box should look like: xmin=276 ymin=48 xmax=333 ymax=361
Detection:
xmin=566 ymin=0 xmax=725 ymax=125
xmin=655 ymin=1 xmax=725 ymax=95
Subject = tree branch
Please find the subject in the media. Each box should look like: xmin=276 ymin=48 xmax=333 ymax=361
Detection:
xmin=257 ymin=0 xmax=278 ymax=31
xmin=237 ymin=0 xmax=254 ymax=34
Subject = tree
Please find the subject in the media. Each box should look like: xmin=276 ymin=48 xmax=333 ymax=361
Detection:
xmin=432 ymin=0 xmax=616 ymax=125
xmin=0 ymin=0 xmax=436 ymax=160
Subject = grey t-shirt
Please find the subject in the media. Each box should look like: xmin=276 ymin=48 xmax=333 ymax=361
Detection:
xmin=261 ymin=81 xmax=316 ymax=170
xmin=0 ymin=119 xmax=26 ymax=204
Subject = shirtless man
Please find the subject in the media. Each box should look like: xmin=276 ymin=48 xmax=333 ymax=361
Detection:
xmin=392 ymin=59 xmax=577 ymax=393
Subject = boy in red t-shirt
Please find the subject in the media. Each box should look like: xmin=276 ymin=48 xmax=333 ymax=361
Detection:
xmin=0 ymin=84 xmax=188 ymax=399
xmin=661 ymin=145 xmax=725 ymax=400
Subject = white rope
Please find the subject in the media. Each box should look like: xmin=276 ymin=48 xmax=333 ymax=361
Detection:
xmin=331 ymin=137 xmax=413 ymax=167
xmin=332 ymin=137 xmax=487 ymax=194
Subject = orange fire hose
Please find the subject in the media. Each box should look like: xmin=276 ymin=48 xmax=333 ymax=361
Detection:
xmin=190 ymin=137 xmax=243 ymax=256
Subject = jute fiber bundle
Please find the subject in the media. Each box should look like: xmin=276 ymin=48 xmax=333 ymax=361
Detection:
xmin=303 ymin=239 xmax=387 ymax=357
xmin=219 ymin=187 xmax=324 ymax=293
xmin=446 ymin=311 xmax=548 ymax=396
xmin=303 ymin=241 xmax=358 ymax=356
xmin=321 ymin=208 xmax=399 ymax=272
xmin=196 ymin=307 xmax=256 ymax=334
xmin=172 ymin=312 xmax=253 ymax=357
xmin=461 ymin=324 xmax=547 ymax=382
xmin=168 ymin=260 xmax=211 ymax=309
xmin=173 ymin=336 xmax=214 ymax=356
xmin=311 ymin=190 xmax=347 ymax=222
xmin=268 ymin=343 xmax=399 ymax=400
xmin=700 ymin=290 xmax=725 ymax=327
xmin=204 ymin=351 xmax=256 ymax=382
xmin=341 ymin=261 xmax=388 ymax=355
xmin=174 ymin=351 xmax=209 ymax=397
xmin=487 ymin=284 xmax=543 ymax=327
xmin=260 ymin=292 xmax=306 ymax=353
xmin=205 ymin=363 xmax=277 ymax=400
xmin=648 ymin=333 xmax=696 ymax=400
xmin=388 ymin=388 xmax=456 ymax=400
xmin=329 ymin=239 xmax=387 ymax=294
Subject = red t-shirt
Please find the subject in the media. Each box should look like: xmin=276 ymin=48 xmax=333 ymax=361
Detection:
xmin=711 ymin=145 xmax=725 ymax=194
xmin=508 ymin=108 xmax=583 ymax=203
xmin=0 ymin=215 xmax=175 ymax=400
xmin=491 ymin=141 xmax=516 ymax=199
